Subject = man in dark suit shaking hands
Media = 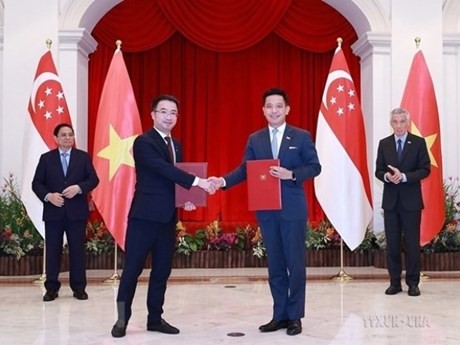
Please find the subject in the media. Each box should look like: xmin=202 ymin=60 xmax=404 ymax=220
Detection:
xmin=32 ymin=123 xmax=99 ymax=302
xmin=111 ymin=95 xmax=215 ymax=338
xmin=375 ymin=107 xmax=431 ymax=297
xmin=210 ymin=88 xmax=321 ymax=336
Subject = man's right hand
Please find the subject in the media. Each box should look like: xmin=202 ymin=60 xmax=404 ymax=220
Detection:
xmin=47 ymin=192 xmax=65 ymax=207
xmin=208 ymin=176 xmax=224 ymax=190
xmin=197 ymin=178 xmax=216 ymax=194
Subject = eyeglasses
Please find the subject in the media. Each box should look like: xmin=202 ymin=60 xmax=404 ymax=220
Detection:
xmin=154 ymin=109 xmax=178 ymax=117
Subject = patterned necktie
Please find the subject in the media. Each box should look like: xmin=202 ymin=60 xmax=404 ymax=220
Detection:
xmin=61 ymin=152 xmax=69 ymax=176
xmin=165 ymin=137 xmax=174 ymax=162
xmin=271 ymin=128 xmax=279 ymax=159
xmin=397 ymin=139 xmax=403 ymax=161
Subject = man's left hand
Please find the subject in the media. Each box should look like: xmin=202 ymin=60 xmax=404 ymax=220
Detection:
xmin=269 ymin=166 xmax=293 ymax=180
xmin=62 ymin=185 xmax=82 ymax=199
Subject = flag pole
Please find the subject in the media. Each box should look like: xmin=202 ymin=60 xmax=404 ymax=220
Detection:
xmin=30 ymin=38 xmax=52 ymax=284
xmin=104 ymin=241 xmax=120 ymax=283
xmin=331 ymin=238 xmax=353 ymax=281
xmin=33 ymin=240 xmax=46 ymax=283
xmin=413 ymin=36 xmax=431 ymax=280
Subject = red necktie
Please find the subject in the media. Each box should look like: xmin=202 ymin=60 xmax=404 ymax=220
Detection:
xmin=165 ymin=136 xmax=174 ymax=162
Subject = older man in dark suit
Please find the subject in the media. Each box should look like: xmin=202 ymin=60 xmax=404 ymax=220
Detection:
xmin=375 ymin=107 xmax=431 ymax=297
xmin=111 ymin=95 xmax=214 ymax=338
xmin=210 ymin=88 xmax=321 ymax=336
xmin=32 ymin=123 xmax=99 ymax=301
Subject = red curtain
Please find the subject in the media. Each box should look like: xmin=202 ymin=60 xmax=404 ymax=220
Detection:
xmin=88 ymin=0 xmax=360 ymax=228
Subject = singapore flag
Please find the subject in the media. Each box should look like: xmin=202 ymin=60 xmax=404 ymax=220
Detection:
xmin=314 ymin=44 xmax=373 ymax=251
xmin=21 ymin=50 xmax=75 ymax=238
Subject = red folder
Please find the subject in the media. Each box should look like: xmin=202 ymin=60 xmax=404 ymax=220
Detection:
xmin=247 ymin=159 xmax=281 ymax=210
xmin=175 ymin=162 xmax=207 ymax=207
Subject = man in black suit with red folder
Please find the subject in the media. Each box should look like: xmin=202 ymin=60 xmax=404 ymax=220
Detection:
xmin=111 ymin=95 xmax=214 ymax=338
xmin=375 ymin=107 xmax=430 ymax=297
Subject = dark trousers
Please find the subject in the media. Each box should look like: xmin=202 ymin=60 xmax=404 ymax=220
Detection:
xmin=116 ymin=217 xmax=176 ymax=325
xmin=44 ymin=218 xmax=87 ymax=292
xmin=384 ymin=200 xmax=422 ymax=287
xmin=259 ymin=214 xmax=306 ymax=321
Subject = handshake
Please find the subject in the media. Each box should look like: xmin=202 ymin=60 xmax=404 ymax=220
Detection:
xmin=197 ymin=176 xmax=225 ymax=194
xmin=181 ymin=177 xmax=224 ymax=211
xmin=182 ymin=166 xmax=290 ymax=211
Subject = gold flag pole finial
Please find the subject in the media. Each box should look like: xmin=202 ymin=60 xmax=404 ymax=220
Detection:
xmin=116 ymin=40 xmax=122 ymax=50
xmin=337 ymin=37 xmax=343 ymax=48
xmin=415 ymin=37 xmax=421 ymax=49
xmin=46 ymin=39 xmax=52 ymax=50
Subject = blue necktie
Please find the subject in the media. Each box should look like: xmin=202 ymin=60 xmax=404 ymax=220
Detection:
xmin=61 ymin=152 xmax=69 ymax=176
xmin=397 ymin=139 xmax=403 ymax=161
xmin=271 ymin=128 xmax=279 ymax=159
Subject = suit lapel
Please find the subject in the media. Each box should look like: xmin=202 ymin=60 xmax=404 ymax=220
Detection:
xmin=172 ymin=138 xmax=182 ymax=162
xmin=53 ymin=149 xmax=67 ymax=177
xmin=148 ymin=128 xmax=180 ymax=163
xmin=278 ymin=125 xmax=293 ymax=158
xmin=66 ymin=150 xmax=75 ymax=176
xmin=263 ymin=128 xmax=273 ymax=158
xmin=389 ymin=136 xmax=399 ymax=163
xmin=148 ymin=129 xmax=170 ymax=162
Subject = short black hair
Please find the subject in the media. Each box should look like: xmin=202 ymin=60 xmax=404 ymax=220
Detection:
xmin=151 ymin=95 xmax=180 ymax=111
xmin=53 ymin=123 xmax=74 ymax=137
xmin=262 ymin=88 xmax=289 ymax=106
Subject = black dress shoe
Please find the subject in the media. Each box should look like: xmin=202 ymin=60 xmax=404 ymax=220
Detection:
xmin=111 ymin=321 xmax=127 ymax=338
xmin=73 ymin=290 xmax=88 ymax=300
xmin=147 ymin=319 xmax=180 ymax=334
xmin=43 ymin=290 xmax=59 ymax=302
xmin=408 ymin=285 xmax=421 ymax=297
xmin=259 ymin=319 xmax=289 ymax=332
xmin=385 ymin=285 xmax=402 ymax=295
xmin=286 ymin=319 xmax=302 ymax=336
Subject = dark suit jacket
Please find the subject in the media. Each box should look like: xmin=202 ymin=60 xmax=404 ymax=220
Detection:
xmin=375 ymin=132 xmax=430 ymax=211
xmin=128 ymin=128 xmax=196 ymax=223
xmin=224 ymin=124 xmax=321 ymax=221
xmin=32 ymin=148 xmax=99 ymax=221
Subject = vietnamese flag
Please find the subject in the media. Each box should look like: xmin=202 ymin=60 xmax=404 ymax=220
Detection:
xmin=21 ymin=50 xmax=75 ymax=238
xmin=92 ymin=46 xmax=142 ymax=251
xmin=401 ymin=50 xmax=444 ymax=245
xmin=314 ymin=43 xmax=373 ymax=251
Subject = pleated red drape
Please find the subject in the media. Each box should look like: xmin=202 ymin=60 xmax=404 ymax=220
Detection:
xmin=88 ymin=0 xmax=360 ymax=228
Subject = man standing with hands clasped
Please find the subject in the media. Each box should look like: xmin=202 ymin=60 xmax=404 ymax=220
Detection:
xmin=111 ymin=94 xmax=215 ymax=338
xmin=209 ymin=88 xmax=321 ymax=336
xmin=32 ymin=123 xmax=99 ymax=302
xmin=375 ymin=107 xmax=430 ymax=297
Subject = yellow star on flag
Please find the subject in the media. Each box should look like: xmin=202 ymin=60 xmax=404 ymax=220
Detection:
xmin=411 ymin=122 xmax=439 ymax=168
xmin=97 ymin=125 xmax=138 ymax=180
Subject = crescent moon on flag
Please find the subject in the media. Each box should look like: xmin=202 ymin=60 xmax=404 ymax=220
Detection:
xmin=321 ymin=69 xmax=352 ymax=110
xmin=30 ymin=72 xmax=61 ymax=113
